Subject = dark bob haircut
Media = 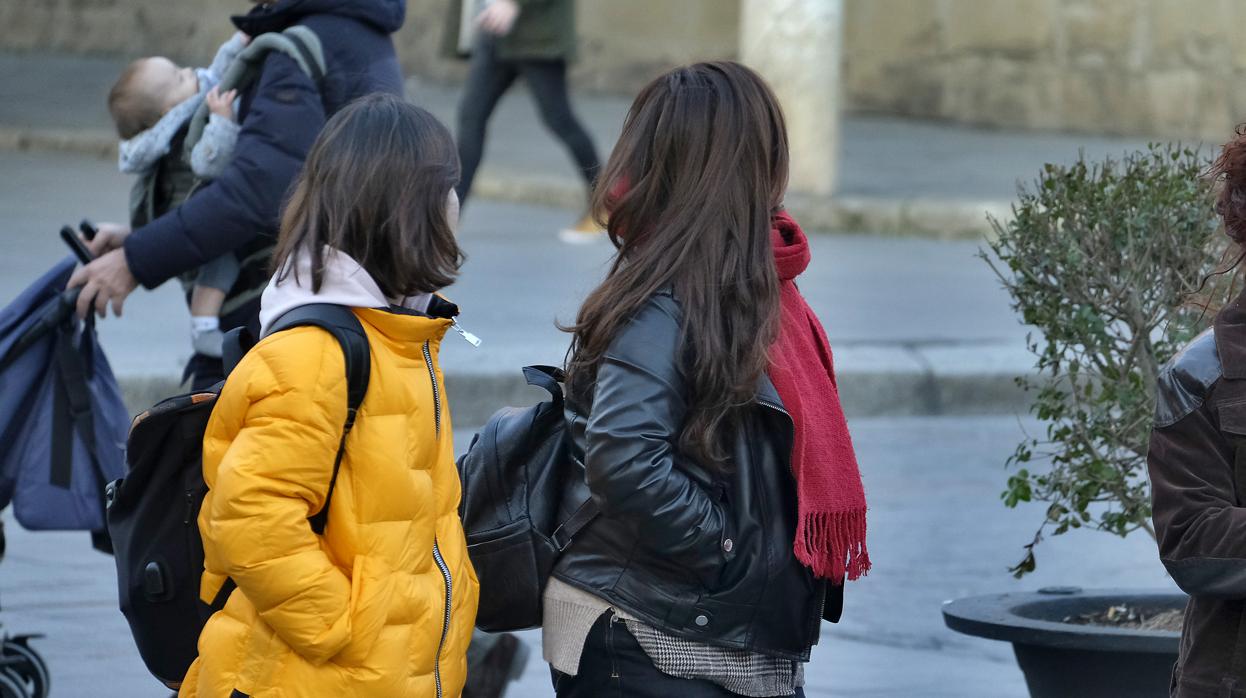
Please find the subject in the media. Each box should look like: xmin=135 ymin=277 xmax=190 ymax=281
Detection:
xmin=272 ymin=93 xmax=464 ymax=299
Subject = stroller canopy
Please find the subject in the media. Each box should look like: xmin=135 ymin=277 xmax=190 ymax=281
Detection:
xmin=0 ymin=256 xmax=127 ymax=536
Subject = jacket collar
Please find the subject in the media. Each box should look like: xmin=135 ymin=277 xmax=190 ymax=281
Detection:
xmin=259 ymin=246 xmax=445 ymax=336
xmin=1216 ymin=288 xmax=1246 ymax=379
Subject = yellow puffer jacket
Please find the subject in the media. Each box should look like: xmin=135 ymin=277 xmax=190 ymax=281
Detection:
xmin=179 ymin=306 xmax=479 ymax=698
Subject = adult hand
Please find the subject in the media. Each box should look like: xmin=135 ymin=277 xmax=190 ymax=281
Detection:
xmin=85 ymin=222 xmax=132 ymax=257
xmin=67 ymin=249 xmax=139 ymax=319
xmin=476 ymin=0 xmax=520 ymax=36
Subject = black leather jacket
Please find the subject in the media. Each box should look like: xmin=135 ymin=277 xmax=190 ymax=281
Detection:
xmin=553 ymin=291 xmax=842 ymax=661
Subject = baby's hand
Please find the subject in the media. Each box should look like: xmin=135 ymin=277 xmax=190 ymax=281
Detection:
xmin=206 ymin=86 xmax=237 ymax=120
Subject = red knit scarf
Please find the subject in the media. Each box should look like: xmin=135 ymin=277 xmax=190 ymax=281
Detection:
xmin=768 ymin=211 xmax=870 ymax=583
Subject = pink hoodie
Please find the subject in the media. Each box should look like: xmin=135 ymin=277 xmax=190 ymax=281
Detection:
xmin=258 ymin=246 xmax=432 ymax=336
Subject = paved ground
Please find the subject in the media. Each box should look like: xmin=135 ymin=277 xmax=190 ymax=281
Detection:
xmin=0 ymin=416 xmax=1174 ymax=697
xmin=0 ymin=51 xmax=1163 ymax=236
xmin=0 ymin=49 xmax=1183 ymax=697
xmin=1 ymin=148 xmax=1037 ymax=422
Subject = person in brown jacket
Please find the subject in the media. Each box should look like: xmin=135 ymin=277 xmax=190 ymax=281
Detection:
xmin=1149 ymin=131 xmax=1246 ymax=697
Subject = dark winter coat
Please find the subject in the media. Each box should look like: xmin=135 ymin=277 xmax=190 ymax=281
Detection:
xmin=122 ymin=0 xmax=406 ymax=311
xmin=1149 ymin=290 xmax=1246 ymax=697
xmin=553 ymin=291 xmax=842 ymax=661
xmin=443 ymin=0 xmax=577 ymax=62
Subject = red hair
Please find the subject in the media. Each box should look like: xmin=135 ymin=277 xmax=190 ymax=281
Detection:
xmin=1210 ymin=126 xmax=1246 ymax=245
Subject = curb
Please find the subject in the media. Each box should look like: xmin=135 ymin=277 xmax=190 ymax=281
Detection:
xmin=0 ymin=125 xmax=1009 ymax=239
xmin=116 ymin=364 xmax=1036 ymax=429
xmin=470 ymin=165 xmax=1009 ymax=239
xmin=0 ymin=126 xmax=117 ymax=160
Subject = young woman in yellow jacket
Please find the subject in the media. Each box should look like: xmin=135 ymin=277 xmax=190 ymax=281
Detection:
xmin=179 ymin=94 xmax=479 ymax=697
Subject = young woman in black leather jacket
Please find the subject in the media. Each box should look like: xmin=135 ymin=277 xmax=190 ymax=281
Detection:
xmin=542 ymin=61 xmax=871 ymax=698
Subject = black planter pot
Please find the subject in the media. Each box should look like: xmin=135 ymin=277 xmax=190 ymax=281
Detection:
xmin=942 ymin=588 xmax=1184 ymax=698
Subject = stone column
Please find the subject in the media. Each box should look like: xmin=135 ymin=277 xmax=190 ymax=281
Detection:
xmin=739 ymin=0 xmax=842 ymax=197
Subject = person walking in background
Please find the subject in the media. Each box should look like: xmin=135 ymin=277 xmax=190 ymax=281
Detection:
xmin=547 ymin=61 xmax=870 ymax=697
xmin=1148 ymin=130 xmax=1246 ymax=698
xmin=69 ymin=0 xmax=407 ymax=389
xmin=445 ymin=0 xmax=604 ymax=243
xmin=181 ymin=94 xmax=479 ymax=697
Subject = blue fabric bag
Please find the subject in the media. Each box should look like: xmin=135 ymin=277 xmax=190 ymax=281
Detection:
xmin=0 ymin=257 xmax=128 ymax=535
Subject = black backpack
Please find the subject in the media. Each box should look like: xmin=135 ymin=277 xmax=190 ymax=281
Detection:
xmin=105 ymin=304 xmax=370 ymax=689
xmin=456 ymin=365 xmax=598 ymax=632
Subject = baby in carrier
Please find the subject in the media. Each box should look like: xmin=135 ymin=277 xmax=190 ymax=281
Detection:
xmin=106 ymin=33 xmax=247 ymax=357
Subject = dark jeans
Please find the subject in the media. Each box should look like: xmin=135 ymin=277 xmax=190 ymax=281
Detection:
xmin=456 ymin=36 xmax=600 ymax=205
xmin=552 ymin=612 xmax=806 ymax=698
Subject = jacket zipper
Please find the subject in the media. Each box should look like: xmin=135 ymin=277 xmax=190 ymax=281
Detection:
xmin=757 ymin=398 xmax=791 ymax=420
xmin=450 ymin=319 xmax=482 ymax=347
xmin=432 ymin=539 xmax=453 ymax=698
xmin=423 ymin=341 xmax=441 ymax=436
xmin=607 ymin=611 xmax=620 ymax=678
xmin=424 ymin=340 xmax=452 ymax=698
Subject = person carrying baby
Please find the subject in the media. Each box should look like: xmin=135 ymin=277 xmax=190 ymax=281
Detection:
xmin=107 ymin=32 xmax=248 ymax=357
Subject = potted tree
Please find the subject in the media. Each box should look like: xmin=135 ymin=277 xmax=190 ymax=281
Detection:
xmin=941 ymin=145 xmax=1227 ymax=698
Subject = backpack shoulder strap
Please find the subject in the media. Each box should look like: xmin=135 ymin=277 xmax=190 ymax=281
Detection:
xmin=280 ymin=26 xmax=327 ymax=92
xmin=267 ymin=304 xmax=370 ymax=416
xmin=266 ymin=304 xmax=371 ymax=534
xmin=519 ymin=364 xmax=598 ymax=551
xmin=551 ymin=498 xmax=599 ymax=552
xmin=184 ymin=26 xmax=328 ymax=160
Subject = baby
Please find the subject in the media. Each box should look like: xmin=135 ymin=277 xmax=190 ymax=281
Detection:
xmin=107 ymin=33 xmax=247 ymax=358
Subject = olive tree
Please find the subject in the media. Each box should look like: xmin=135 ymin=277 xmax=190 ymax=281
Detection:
xmin=985 ymin=145 xmax=1227 ymax=577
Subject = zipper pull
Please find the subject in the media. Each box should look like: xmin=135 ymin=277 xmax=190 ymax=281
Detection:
xmin=451 ymin=319 xmax=482 ymax=348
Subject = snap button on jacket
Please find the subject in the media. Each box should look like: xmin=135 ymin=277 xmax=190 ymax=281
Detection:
xmin=179 ymin=307 xmax=479 ymax=697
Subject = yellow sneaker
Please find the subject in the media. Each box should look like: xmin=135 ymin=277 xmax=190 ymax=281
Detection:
xmin=558 ymin=214 xmax=606 ymax=244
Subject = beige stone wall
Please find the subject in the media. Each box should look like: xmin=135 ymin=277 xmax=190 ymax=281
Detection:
xmin=0 ymin=0 xmax=736 ymax=94
xmin=0 ymin=0 xmax=241 ymax=60
xmin=842 ymin=0 xmax=1245 ymax=140
xmin=397 ymin=0 xmax=739 ymax=91
xmin=4 ymin=0 xmax=1242 ymax=139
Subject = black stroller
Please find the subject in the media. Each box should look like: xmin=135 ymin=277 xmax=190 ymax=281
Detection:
xmin=0 ymin=522 xmax=49 ymax=698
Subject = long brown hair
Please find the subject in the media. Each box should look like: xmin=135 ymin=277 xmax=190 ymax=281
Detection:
xmin=272 ymin=93 xmax=464 ymax=298
xmin=565 ymin=61 xmax=789 ymax=469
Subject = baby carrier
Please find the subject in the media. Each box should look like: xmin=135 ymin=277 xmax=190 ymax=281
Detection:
xmin=129 ymin=26 xmax=329 ymax=328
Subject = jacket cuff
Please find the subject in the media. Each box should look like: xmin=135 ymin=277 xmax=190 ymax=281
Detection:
xmin=1165 ymin=556 xmax=1246 ymax=599
xmin=123 ymin=221 xmax=174 ymax=289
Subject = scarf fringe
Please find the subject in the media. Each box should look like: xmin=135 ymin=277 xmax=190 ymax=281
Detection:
xmin=794 ymin=509 xmax=871 ymax=584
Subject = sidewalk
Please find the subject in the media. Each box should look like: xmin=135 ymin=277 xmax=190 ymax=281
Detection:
xmin=3 ymin=147 xmax=1036 ymax=424
xmin=0 ymin=50 xmax=1160 ymax=238
xmin=0 ymin=416 xmax=1175 ymax=697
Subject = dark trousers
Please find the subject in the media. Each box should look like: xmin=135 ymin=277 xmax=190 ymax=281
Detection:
xmin=456 ymin=36 xmax=600 ymax=205
xmin=552 ymin=612 xmax=806 ymax=698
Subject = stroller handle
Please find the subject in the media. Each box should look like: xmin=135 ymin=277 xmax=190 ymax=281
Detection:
xmin=0 ymin=289 xmax=80 ymax=373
